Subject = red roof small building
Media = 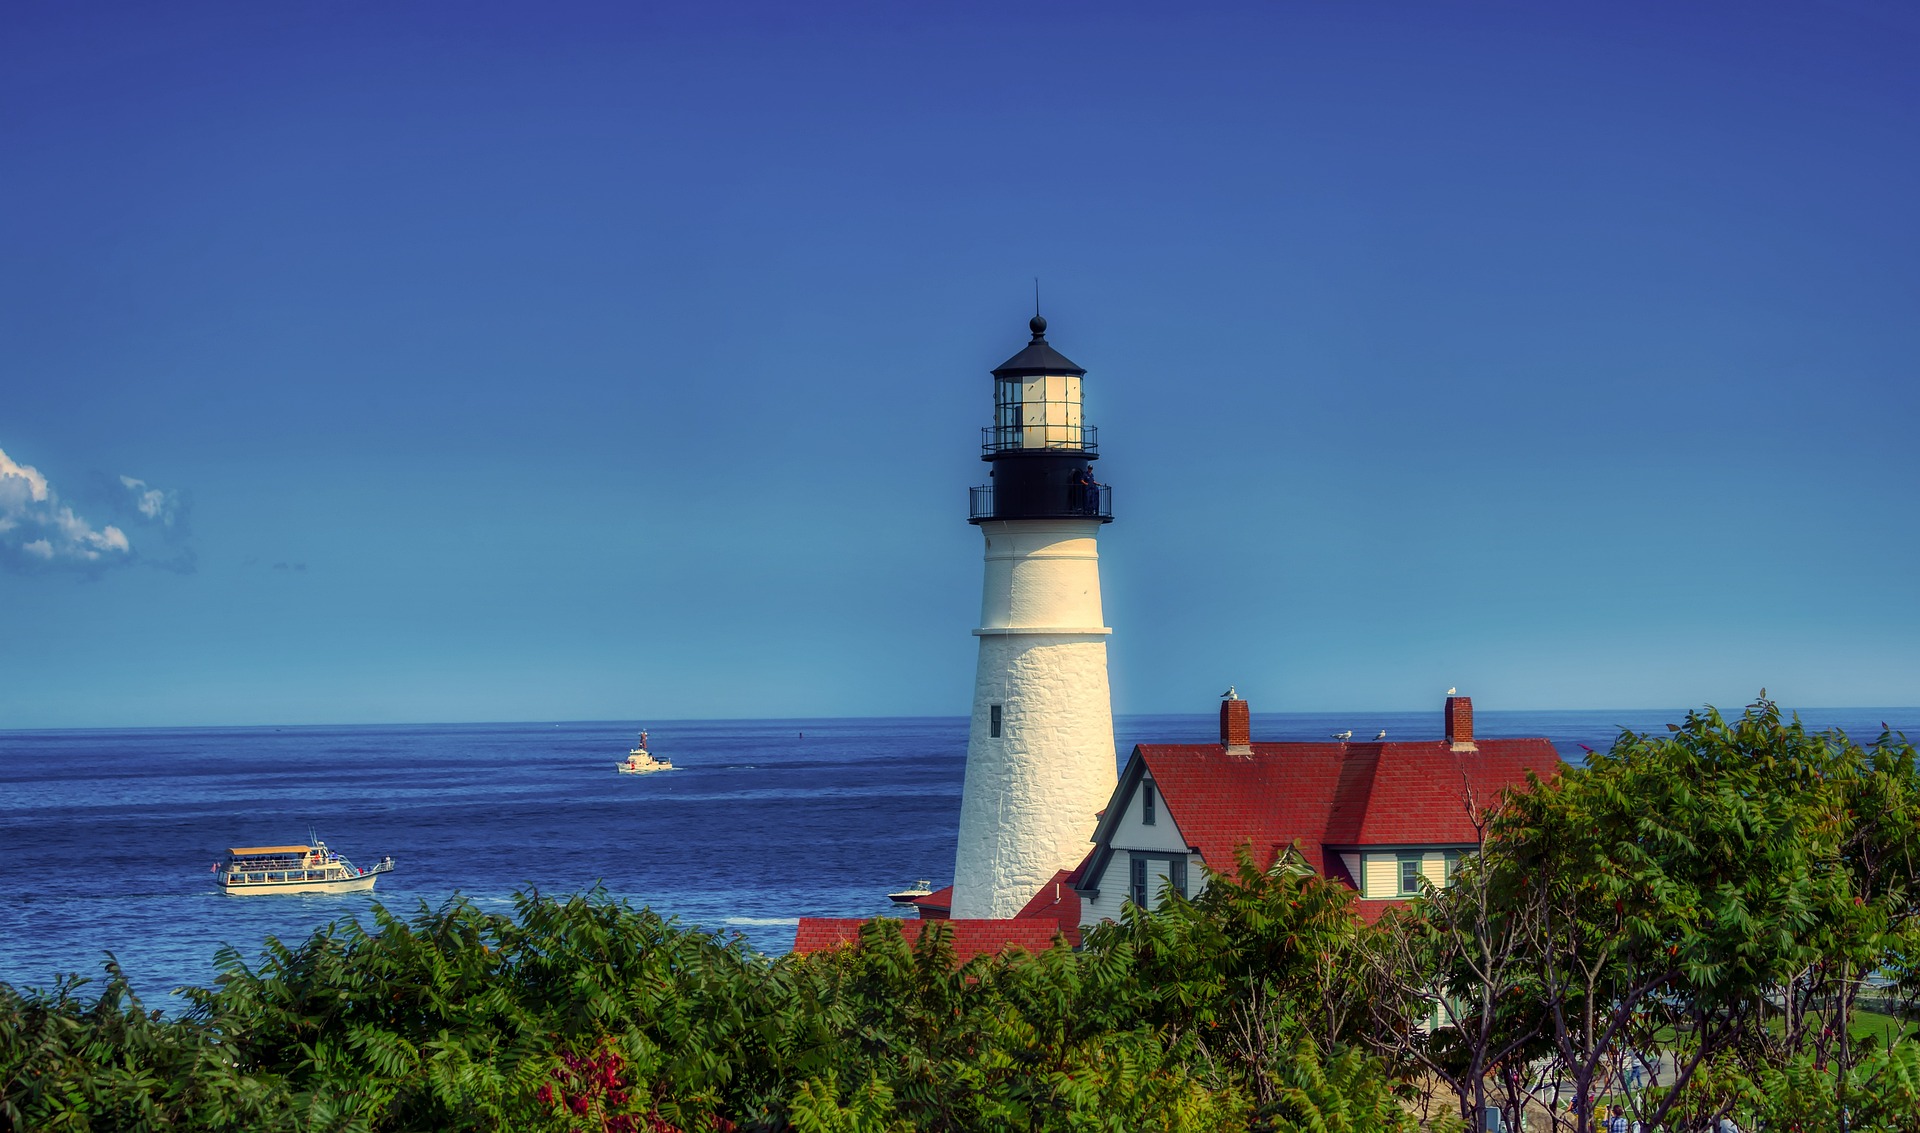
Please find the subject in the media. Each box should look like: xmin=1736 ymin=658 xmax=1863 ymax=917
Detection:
xmin=792 ymin=916 xmax=1076 ymax=962
xmin=1074 ymin=695 xmax=1561 ymax=928
xmin=904 ymin=885 xmax=953 ymax=919
xmin=791 ymin=868 xmax=1082 ymax=960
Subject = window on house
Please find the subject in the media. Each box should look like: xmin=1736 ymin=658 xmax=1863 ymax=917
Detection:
xmin=1399 ymin=853 xmax=1425 ymax=896
xmin=1141 ymin=780 xmax=1156 ymax=825
xmin=989 ymin=704 xmax=1002 ymax=738
xmin=1128 ymin=854 xmax=1186 ymax=908
xmin=1443 ymin=850 xmax=1463 ymax=885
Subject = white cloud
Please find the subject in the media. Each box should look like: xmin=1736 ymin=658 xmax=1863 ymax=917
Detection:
xmin=0 ymin=445 xmax=138 ymax=570
xmin=120 ymin=474 xmax=179 ymax=525
xmin=0 ymin=448 xmax=50 ymax=503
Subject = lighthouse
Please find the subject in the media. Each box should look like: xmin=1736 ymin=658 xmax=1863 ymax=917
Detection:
xmin=950 ymin=315 xmax=1118 ymax=919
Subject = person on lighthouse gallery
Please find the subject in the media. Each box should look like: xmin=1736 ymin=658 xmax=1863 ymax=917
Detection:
xmin=1070 ymin=466 xmax=1092 ymax=513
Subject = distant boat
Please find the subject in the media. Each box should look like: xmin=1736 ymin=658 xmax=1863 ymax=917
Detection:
xmin=215 ymin=838 xmax=394 ymax=896
xmin=618 ymin=730 xmax=674 ymax=775
xmin=887 ymin=880 xmax=934 ymax=904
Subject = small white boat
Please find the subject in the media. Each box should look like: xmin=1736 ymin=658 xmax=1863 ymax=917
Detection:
xmin=215 ymin=838 xmax=394 ymax=896
xmin=888 ymin=880 xmax=934 ymax=904
xmin=618 ymin=730 xmax=674 ymax=775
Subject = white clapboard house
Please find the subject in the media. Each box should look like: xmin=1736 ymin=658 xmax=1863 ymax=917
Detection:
xmin=1070 ymin=694 xmax=1563 ymax=928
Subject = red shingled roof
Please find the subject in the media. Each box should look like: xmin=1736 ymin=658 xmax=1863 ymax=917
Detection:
xmin=908 ymin=885 xmax=953 ymax=919
xmin=1013 ymin=867 xmax=1083 ymax=936
xmin=791 ymin=917 xmax=1075 ymax=960
xmin=1137 ymin=738 xmax=1561 ymax=878
xmin=1340 ymin=739 xmax=1559 ymax=845
xmin=1353 ymin=898 xmax=1403 ymax=925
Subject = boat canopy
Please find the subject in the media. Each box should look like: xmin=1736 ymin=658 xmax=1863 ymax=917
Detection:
xmin=227 ymin=845 xmax=315 ymax=856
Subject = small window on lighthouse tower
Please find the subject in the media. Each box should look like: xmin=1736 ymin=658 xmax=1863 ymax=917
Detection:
xmin=989 ymin=704 xmax=1002 ymax=738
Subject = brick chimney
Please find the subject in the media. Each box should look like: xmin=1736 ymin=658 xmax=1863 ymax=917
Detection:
xmin=1221 ymin=697 xmax=1252 ymax=756
xmin=1445 ymin=695 xmax=1476 ymax=752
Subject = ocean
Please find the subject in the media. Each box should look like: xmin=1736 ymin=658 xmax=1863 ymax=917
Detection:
xmin=3 ymin=708 xmax=1914 ymax=1009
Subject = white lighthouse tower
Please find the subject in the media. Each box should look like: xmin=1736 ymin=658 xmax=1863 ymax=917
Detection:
xmin=950 ymin=315 xmax=1118 ymax=919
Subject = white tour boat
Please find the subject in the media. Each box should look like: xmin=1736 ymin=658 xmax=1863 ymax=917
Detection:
xmin=618 ymin=730 xmax=674 ymax=774
xmin=215 ymin=839 xmax=394 ymax=896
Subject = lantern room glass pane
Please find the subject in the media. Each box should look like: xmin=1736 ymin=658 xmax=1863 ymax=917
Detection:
xmin=1016 ymin=374 xmax=1084 ymax=449
xmin=994 ymin=378 xmax=1023 ymax=448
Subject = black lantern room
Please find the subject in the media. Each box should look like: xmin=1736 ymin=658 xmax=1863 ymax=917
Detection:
xmin=969 ymin=316 xmax=1113 ymax=524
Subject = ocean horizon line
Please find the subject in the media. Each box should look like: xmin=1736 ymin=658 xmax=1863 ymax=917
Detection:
xmin=6 ymin=703 xmax=1918 ymax=737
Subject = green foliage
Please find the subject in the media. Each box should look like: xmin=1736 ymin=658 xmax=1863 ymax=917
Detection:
xmin=787 ymin=1072 xmax=909 ymax=1133
xmin=1496 ymin=698 xmax=1854 ymax=1008
xmin=1673 ymin=1040 xmax=1920 ymax=1132
xmin=791 ymin=917 xmax=1246 ymax=1131
xmin=0 ymin=961 xmax=299 ymax=1133
xmin=1084 ymin=848 xmax=1371 ymax=1047
xmin=1077 ymin=850 xmax=1420 ymax=1131
xmin=1262 ymin=1029 xmax=1457 ymax=1133
xmin=0 ymin=894 xmax=1256 ymax=1133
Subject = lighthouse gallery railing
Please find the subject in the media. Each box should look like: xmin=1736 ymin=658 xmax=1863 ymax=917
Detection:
xmin=980 ymin=424 xmax=1098 ymax=455
xmin=969 ymin=483 xmax=1112 ymax=521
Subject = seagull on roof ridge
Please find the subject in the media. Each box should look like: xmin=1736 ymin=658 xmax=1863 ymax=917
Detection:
xmin=1375 ymin=730 xmax=1387 ymax=740
xmin=1332 ymin=730 xmax=1353 ymax=741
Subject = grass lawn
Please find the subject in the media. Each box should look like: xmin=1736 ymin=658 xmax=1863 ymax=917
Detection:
xmin=1850 ymin=1007 xmax=1917 ymax=1045
xmin=1747 ymin=1005 xmax=1917 ymax=1045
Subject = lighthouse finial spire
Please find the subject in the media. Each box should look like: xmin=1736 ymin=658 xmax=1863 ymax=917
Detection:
xmin=1030 ymin=279 xmax=1046 ymax=337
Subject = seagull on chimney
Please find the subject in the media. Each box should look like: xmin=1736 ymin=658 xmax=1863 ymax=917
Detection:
xmin=1446 ymin=687 xmax=1457 ymax=696
xmin=1221 ymin=685 xmax=1237 ymax=700
xmin=1374 ymin=730 xmax=1387 ymax=740
xmin=1332 ymin=730 xmax=1353 ymax=741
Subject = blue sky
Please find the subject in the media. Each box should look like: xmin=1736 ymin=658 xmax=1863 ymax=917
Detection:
xmin=3 ymin=0 xmax=1916 ymax=728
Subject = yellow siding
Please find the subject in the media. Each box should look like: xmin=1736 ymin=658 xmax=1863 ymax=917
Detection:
xmin=1363 ymin=854 xmax=1399 ymax=899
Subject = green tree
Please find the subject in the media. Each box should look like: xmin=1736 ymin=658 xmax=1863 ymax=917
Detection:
xmin=1487 ymin=696 xmax=1912 ymax=1132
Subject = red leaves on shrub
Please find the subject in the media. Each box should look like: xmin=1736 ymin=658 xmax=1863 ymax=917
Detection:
xmin=540 ymin=1040 xmax=650 ymax=1132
